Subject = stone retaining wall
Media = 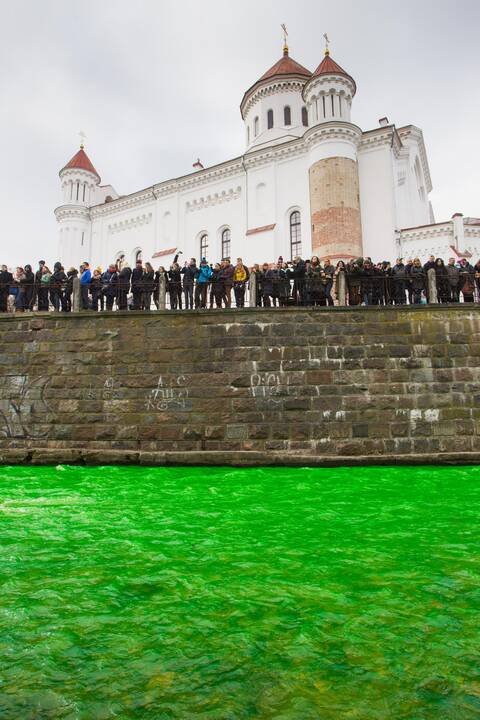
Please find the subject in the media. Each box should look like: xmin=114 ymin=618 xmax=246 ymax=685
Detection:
xmin=1 ymin=306 xmax=479 ymax=466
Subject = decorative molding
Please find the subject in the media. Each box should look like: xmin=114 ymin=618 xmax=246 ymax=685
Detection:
xmin=244 ymin=136 xmax=306 ymax=169
xmin=242 ymin=80 xmax=307 ymax=119
xmin=304 ymin=121 xmax=362 ymax=149
xmin=358 ymin=128 xmax=396 ymax=152
xmin=59 ymin=167 xmax=99 ymax=183
xmin=464 ymin=227 xmax=480 ymax=240
xmin=176 ymin=161 xmax=244 ymax=192
xmin=397 ymin=125 xmax=433 ymax=194
xmin=246 ymin=223 xmax=276 ymax=236
xmin=400 ymin=222 xmax=453 ymax=242
xmin=108 ymin=213 xmax=153 ymax=234
xmin=54 ymin=205 xmax=90 ymax=222
xmin=152 ymin=247 xmax=177 ymax=259
xmin=186 ymin=186 xmax=241 ymax=212
xmin=90 ymin=188 xmax=155 ymax=218
xmin=303 ymin=74 xmax=355 ymax=101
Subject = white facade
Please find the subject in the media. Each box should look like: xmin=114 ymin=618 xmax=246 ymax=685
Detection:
xmin=399 ymin=215 xmax=480 ymax=262
xmin=55 ymin=46 xmax=480 ymax=269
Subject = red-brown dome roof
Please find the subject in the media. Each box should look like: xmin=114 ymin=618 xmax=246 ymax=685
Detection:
xmin=241 ymin=49 xmax=311 ymax=117
xmin=259 ymin=49 xmax=311 ymax=82
xmin=310 ymin=53 xmax=356 ymax=94
xmin=60 ymin=147 xmax=100 ymax=180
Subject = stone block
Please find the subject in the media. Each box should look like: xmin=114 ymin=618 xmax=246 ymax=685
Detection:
xmin=226 ymin=424 xmax=248 ymax=440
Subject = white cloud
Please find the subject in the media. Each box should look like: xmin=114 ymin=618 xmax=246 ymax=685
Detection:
xmin=1 ymin=0 xmax=479 ymax=268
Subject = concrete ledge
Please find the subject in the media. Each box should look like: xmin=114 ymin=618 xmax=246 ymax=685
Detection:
xmin=0 ymin=303 xmax=479 ymax=323
xmin=0 ymin=448 xmax=479 ymax=467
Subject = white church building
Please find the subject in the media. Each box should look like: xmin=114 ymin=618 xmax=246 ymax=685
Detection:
xmin=55 ymin=41 xmax=480 ymax=269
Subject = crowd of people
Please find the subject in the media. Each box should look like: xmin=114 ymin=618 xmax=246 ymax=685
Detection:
xmin=0 ymin=253 xmax=479 ymax=313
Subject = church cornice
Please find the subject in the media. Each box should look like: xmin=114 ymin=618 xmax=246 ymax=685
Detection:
xmin=108 ymin=212 xmax=153 ymax=234
xmin=241 ymin=79 xmax=307 ymax=119
xmin=399 ymin=222 xmax=452 ymax=241
xmin=359 ymin=127 xmax=396 ymax=152
xmin=54 ymin=205 xmax=91 ymax=221
xmin=465 ymin=227 xmax=480 ymax=238
xmin=186 ymin=186 xmax=242 ymax=212
xmin=90 ymin=188 xmax=156 ymax=218
xmin=303 ymin=121 xmax=362 ymax=149
xmin=397 ymin=125 xmax=432 ymax=194
xmin=302 ymin=74 xmax=355 ymax=101
xmin=244 ymin=135 xmax=306 ymax=169
xmin=59 ymin=168 xmax=99 ymax=184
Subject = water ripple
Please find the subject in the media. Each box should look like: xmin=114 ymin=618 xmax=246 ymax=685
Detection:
xmin=0 ymin=465 xmax=479 ymax=719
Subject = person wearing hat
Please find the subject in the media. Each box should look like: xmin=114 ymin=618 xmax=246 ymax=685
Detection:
xmin=50 ymin=261 xmax=67 ymax=311
xmin=102 ymin=264 xmax=118 ymax=311
xmin=131 ymin=259 xmax=144 ymax=310
xmin=194 ymin=257 xmax=212 ymax=309
xmin=219 ymin=258 xmax=234 ymax=308
xmin=90 ymin=267 xmax=104 ymax=311
xmin=32 ymin=260 xmax=47 ymax=311
xmin=181 ymin=257 xmax=197 ymax=310
xmin=64 ymin=267 xmax=78 ymax=312
xmin=117 ymin=261 xmax=131 ymax=311
xmin=233 ymin=257 xmax=250 ymax=308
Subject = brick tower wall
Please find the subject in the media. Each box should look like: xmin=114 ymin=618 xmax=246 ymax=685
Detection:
xmin=309 ymin=156 xmax=363 ymax=261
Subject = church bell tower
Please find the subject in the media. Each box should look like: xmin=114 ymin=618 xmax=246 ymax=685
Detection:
xmin=54 ymin=141 xmax=100 ymax=268
xmin=303 ymin=42 xmax=363 ymax=261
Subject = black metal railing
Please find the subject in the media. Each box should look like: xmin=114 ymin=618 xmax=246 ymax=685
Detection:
xmin=1 ymin=270 xmax=479 ymax=312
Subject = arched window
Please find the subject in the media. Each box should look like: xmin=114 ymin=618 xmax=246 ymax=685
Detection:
xmin=200 ymin=233 xmax=208 ymax=259
xmin=284 ymin=105 xmax=291 ymax=126
xmin=289 ymin=211 xmax=302 ymax=260
xmin=221 ymin=228 xmax=231 ymax=260
xmin=339 ymin=95 xmax=343 ymax=117
xmin=331 ymin=94 xmax=335 ymax=116
xmin=267 ymin=109 xmax=274 ymax=129
xmin=135 ymin=249 xmax=142 ymax=262
xmin=254 ymin=116 xmax=259 ymax=136
xmin=247 ymin=126 xmax=250 ymax=144
xmin=302 ymin=107 xmax=308 ymax=127
xmin=322 ymin=96 xmax=326 ymax=118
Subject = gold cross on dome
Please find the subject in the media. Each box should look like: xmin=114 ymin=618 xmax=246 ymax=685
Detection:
xmin=79 ymin=130 xmax=87 ymax=149
xmin=281 ymin=23 xmax=288 ymax=53
xmin=323 ymin=33 xmax=330 ymax=55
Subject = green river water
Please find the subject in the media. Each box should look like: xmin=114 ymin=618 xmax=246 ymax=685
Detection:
xmin=0 ymin=465 xmax=479 ymax=719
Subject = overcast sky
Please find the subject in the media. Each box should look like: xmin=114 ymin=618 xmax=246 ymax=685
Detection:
xmin=1 ymin=0 xmax=479 ymax=268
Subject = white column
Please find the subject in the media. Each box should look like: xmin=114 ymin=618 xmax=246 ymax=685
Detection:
xmin=452 ymin=213 xmax=465 ymax=251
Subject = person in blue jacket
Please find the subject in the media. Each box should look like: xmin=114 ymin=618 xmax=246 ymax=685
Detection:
xmin=80 ymin=262 xmax=91 ymax=310
xmin=194 ymin=257 xmax=212 ymax=309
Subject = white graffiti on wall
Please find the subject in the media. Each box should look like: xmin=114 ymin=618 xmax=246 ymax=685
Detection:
xmin=0 ymin=375 xmax=51 ymax=438
xmin=250 ymin=373 xmax=282 ymax=404
xmin=86 ymin=376 xmax=118 ymax=400
xmin=145 ymin=375 xmax=191 ymax=411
